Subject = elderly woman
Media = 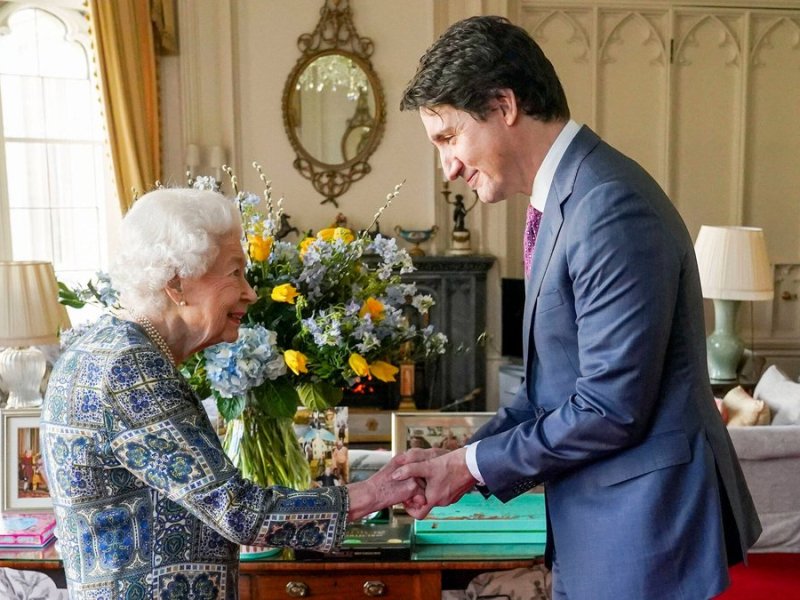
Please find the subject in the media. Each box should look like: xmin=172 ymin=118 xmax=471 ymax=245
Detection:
xmin=40 ymin=188 xmax=421 ymax=600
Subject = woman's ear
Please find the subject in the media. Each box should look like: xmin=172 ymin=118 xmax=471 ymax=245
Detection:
xmin=165 ymin=277 xmax=186 ymax=307
xmin=494 ymin=88 xmax=519 ymax=126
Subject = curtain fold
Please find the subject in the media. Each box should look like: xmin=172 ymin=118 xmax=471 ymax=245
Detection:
xmin=89 ymin=0 xmax=161 ymax=213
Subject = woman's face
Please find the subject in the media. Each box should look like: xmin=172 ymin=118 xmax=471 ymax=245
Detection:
xmin=180 ymin=229 xmax=257 ymax=352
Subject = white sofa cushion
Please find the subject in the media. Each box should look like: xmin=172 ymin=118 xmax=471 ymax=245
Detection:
xmin=754 ymin=365 xmax=800 ymax=425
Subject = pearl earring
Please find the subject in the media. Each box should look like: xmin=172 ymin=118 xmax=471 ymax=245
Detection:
xmin=179 ymin=300 xmax=187 ymax=307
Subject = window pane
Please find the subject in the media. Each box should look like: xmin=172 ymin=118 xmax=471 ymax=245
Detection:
xmin=37 ymin=20 xmax=88 ymax=79
xmin=48 ymin=143 xmax=104 ymax=208
xmin=0 ymin=5 xmax=115 ymax=278
xmin=44 ymin=78 xmax=98 ymax=140
xmin=0 ymin=75 xmax=46 ymax=138
xmin=51 ymin=207 xmax=100 ymax=271
xmin=9 ymin=206 xmax=53 ymax=260
xmin=0 ymin=10 xmax=39 ymax=75
xmin=5 ymin=142 xmax=49 ymax=208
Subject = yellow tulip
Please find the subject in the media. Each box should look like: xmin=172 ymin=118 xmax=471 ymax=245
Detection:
xmin=299 ymin=237 xmax=316 ymax=256
xmin=317 ymin=228 xmax=335 ymax=242
xmin=271 ymin=283 xmax=299 ymax=304
xmin=333 ymin=227 xmax=354 ymax=243
xmin=369 ymin=361 xmax=399 ymax=382
xmin=247 ymin=234 xmax=273 ymax=262
xmin=359 ymin=297 xmax=385 ymax=321
xmin=284 ymin=350 xmax=309 ymax=375
xmin=317 ymin=227 xmax=354 ymax=243
xmin=348 ymin=353 xmax=370 ymax=378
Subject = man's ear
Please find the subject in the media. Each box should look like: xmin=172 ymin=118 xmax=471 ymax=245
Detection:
xmin=494 ymin=88 xmax=519 ymax=126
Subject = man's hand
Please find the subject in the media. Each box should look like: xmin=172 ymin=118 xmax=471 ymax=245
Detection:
xmin=346 ymin=453 xmax=426 ymax=521
xmin=391 ymin=447 xmax=476 ymax=519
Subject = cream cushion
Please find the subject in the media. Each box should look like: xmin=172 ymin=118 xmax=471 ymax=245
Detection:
xmin=754 ymin=365 xmax=800 ymax=426
xmin=723 ymin=385 xmax=771 ymax=426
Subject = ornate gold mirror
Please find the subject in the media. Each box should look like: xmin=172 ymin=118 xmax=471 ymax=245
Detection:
xmin=282 ymin=0 xmax=386 ymax=207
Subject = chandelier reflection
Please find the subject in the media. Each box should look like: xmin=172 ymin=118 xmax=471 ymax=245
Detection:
xmin=297 ymin=54 xmax=368 ymax=101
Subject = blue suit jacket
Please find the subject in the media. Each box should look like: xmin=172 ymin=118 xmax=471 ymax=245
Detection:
xmin=473 ymin=127 xmax=761 ymax=599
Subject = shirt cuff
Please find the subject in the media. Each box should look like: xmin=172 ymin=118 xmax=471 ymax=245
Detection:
xmin=465 ymin=441 xmax=485 ymax=486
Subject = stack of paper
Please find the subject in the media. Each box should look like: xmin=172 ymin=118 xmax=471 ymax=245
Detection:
xmin=413 ymin=492 xmax=546 ymax=545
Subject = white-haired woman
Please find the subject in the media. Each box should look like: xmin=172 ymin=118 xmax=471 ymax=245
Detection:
xmin=40 ymin=188 xmax=421 ymax=600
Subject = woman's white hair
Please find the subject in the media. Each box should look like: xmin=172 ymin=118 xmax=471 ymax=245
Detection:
xmin=111 ymin=188 xmax=243 ymax=312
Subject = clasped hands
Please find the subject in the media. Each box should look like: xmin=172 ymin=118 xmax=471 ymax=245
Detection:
xmin=350 ymin=447 xmax=477 ymax=521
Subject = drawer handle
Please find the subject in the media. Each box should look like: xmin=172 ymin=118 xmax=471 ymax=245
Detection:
xmin=363 ymin=580 xmax=386 ymax=596
xmin=285 ymin=581 xmax=309 ymax=597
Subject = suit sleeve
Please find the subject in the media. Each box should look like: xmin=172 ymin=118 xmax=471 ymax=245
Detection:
xmin=476 ymin=182 xmax=684 ymax=500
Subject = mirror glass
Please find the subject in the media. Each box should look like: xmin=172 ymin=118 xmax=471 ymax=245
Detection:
xmin=291 ymin=53 xmax=377 ymax=166
xmin=281 ymin=0 xmax=386 ymax=205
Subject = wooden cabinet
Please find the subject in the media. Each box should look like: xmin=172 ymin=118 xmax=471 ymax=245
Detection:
xmin=239 ymin=563 xmax=440 ymax=599
xmin=238 ymin=558 xmax=538 ymax=600
xmin=404 ymin=255 xmax=495 ymax=411
xmin=0 ymin=540 xmax=541 ymax=600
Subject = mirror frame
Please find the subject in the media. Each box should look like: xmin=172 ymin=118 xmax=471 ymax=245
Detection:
xmin=281 ymin=0 xmax=386 ymax=207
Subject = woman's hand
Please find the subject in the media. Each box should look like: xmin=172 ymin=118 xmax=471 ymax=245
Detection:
xmin=346 ymin=453 xmax=427 ymax=521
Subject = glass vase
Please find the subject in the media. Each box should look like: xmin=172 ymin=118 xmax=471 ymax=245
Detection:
xmin=223 ymin=406 xmax=311 ymax=490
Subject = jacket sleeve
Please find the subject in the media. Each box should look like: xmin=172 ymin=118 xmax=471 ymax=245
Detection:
xmin=104 ymin=346 xmax=348 ymax=551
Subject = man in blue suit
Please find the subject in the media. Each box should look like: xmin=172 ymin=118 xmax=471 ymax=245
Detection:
xmin=395 ymin=16 xmax=761 ymax=599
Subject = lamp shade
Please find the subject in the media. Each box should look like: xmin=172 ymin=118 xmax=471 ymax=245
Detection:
xmin=694 ymin=226 xmax=774 ymax=301
xmin=0 ymin=261 xmax=65 ymax=346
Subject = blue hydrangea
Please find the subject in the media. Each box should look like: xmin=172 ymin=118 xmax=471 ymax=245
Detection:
xmin=204 ymin=325 xmax=285 ymax=398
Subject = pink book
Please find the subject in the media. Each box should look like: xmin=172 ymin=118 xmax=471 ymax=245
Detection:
xmin=0 ymin=512 xmax=56 ymax=547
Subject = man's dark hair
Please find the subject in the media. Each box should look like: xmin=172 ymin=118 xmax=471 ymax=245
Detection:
xmin=400 ymin=15 xmax=570 ymax=122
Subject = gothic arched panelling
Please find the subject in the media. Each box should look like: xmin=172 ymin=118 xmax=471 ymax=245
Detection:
xmin=746 ymin=15 xmax=800 ymax=263
xmin=671 ymin=11 xmax=744 ymax=238
xmin=597 ymin=10 xmax=669 ymax=186
xmin=520 ymin=7 xmax=595 ymax=127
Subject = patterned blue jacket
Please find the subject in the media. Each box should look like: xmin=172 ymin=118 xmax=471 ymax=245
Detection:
xmin=41 ymin=314 xmax=348 ymax=600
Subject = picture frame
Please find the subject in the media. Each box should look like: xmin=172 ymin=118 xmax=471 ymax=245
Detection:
xmin=1 ymin=408 xmax=52 ymax=511
xmin=391 ymin=411 xmax=495 ymax=455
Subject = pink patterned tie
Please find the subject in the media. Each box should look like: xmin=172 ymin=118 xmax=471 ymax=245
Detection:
xmin=523 ymin=204 xmax=543 ymax=276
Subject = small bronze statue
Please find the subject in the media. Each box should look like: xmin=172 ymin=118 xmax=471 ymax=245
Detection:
xmin=443 ymin=183 xmax=478 ymax=255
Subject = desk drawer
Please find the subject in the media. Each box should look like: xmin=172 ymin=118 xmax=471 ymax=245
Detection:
xmin=240 ymin=570 xmax=439 ymax=599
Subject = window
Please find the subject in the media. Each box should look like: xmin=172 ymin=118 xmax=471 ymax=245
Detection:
xmin=0 ymin=4 xmax=117 ymax=286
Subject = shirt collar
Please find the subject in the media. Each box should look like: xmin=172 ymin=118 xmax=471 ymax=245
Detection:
xmin=530 ymin=119 xmax=582 ymax=211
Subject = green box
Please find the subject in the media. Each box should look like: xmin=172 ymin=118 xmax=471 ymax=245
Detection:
xmin=413 ymin=492 xmax=547 ymax=545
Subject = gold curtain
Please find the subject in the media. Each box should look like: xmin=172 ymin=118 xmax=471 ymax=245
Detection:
xmin=89 ymin=0 xmax=162 ymax=213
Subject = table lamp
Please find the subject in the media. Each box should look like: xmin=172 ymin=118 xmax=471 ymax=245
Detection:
xmin=0 ymin=261 xmax=66 ymax=408
xmin=694 ymin=226 xmax=773 ymax=381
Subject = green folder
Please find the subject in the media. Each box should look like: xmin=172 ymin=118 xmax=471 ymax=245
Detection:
xmin=413 ymin=492 xmax=547 ymax=545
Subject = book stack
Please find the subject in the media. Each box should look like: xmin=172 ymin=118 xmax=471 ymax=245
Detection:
xmin=0 ymin=512 xmax=56 ymax=548
xmin=413 ymin=491 xmax=546 ymax=545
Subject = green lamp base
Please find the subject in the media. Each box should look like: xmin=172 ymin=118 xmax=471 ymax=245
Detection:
xmin=706 ymin=299 xmax=743 ymax=382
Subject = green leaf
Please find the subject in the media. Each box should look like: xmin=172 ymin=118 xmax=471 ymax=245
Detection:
xmin=57 ymin=281 xmax=85 ymax=308
xmin=253 ymin=380 xmax=299 ymax=419
xmin=296 ymin=381 xmax=342 ymax=411
xmin=217 ymin=395 xmax=247 ymax=421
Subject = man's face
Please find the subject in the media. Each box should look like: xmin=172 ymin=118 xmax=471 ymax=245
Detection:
xmin=420 ymin=103 xmax=521 ymax=204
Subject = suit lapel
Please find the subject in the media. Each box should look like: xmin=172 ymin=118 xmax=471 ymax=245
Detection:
xmin=522 ymin=126 xmax=602 ymax=364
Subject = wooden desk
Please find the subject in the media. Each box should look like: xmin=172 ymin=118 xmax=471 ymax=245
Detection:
xmin=0 ymin=539 xmax=543 ymax=600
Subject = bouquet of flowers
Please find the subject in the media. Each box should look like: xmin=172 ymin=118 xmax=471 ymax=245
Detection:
xmin=182 ymin=165 xmax=447 ymax=488
xmin=59 ymin=167 xmax=447 ymax=489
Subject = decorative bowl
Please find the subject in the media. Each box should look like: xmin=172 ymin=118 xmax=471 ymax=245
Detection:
xmin=395 ymin=225 xmax=438 ymax=256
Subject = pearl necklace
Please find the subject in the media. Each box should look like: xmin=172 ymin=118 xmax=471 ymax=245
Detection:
xmin=130 ymin=310 xmax=176 ymax=365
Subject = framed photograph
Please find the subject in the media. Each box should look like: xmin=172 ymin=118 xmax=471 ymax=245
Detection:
xmin=1 ymin=408 xmax=51 ymax=511
xmin=391 ymin=411 xmax=495 ymax=455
